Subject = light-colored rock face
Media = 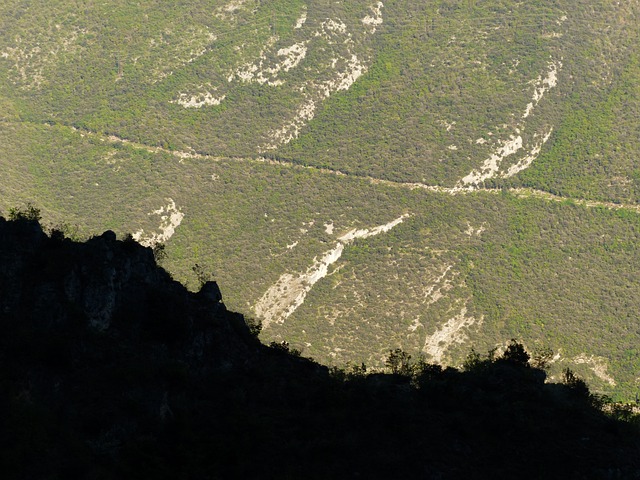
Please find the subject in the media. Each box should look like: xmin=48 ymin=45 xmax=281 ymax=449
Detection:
xmin=254 ymin=214 xmax=409 ymax=327
xmin=255 ymin=15 xmax=379 ymax=150
xmin=167 ymin=2 xmax=385 ymax=151
xmin=523 ymin=62 xmax=559 ymax=119
xmin=133 ymin=199 xmax=185 ymax=247
xmin=214 ymin=0 xmax=250 ymax=19
xmin=0 ymin=27 xmax=86 ymax=90
xmin=230 ymin=41 xmax=308 ymax=86
xmin=543 ymin=351 xmax=617 ymax=388
xmin=423 ymin=305 xmax=481 ymax=363
xmin=572 ymin=354 xmax=617 ymax=386
xmin=171 ymin=86 xmax=225 ymax=108
xmin=362 ymin=2 xmax=384 ymax=33
xmin=458 ymin=61 xmax=561 ymax=188
xmin=295 ymin=8 xmax=308 ymax=29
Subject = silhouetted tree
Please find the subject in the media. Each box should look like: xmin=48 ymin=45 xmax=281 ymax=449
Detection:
xmin=386 ymin=348 xmax=412 ymax=375
xmin=501 ymin=339 xmax=530 ymax=367
xmin=462 ymin=347 xmax=485 ymax=372
xmin=563 ymin=368 xmax=590 ymax=400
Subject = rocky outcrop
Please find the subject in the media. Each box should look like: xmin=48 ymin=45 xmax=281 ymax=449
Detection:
xmin=0 ymin=217 xmax=257 ymax=364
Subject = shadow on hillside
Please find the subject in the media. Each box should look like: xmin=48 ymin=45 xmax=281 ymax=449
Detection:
xmin=0 ymin=213 xmax=639 ymax=479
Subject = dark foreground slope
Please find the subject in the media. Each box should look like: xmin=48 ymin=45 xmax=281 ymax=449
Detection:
xmin=0 ymin=215 xmax=639 ymax=480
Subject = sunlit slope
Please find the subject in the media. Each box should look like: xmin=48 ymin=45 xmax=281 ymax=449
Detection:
xmin=2 ymin=122 xmax=640 ymax=398
xmin=0 ymin=0 xmax=380 ymax=154
xmin=2 ymin=0 xmax=640 ymax=399
xmin=282 ymin=1 xmax=640 ymax=200
xmin=2 ymin=1 xmax=639 ymax=201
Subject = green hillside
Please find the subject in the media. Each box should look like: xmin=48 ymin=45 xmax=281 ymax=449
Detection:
xmin=2 ymin=0 xmax=640 ymax=399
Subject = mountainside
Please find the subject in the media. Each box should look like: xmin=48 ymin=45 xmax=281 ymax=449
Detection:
xmin=2 ymin=0 xmax=640 ymax=399
xmin=1 ymin=214 xmax=640 ymax=479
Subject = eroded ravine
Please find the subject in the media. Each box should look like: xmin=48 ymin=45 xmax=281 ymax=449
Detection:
xmin=254 ymin=214 xmax=411 ymax=328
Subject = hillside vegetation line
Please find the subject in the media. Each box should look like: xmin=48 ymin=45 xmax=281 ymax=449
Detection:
xmin=16 ymin=118 xmax=640 ymax=215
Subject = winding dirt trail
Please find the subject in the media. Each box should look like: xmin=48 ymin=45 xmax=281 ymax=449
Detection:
xmin=14 ymin=119 xmax=640 ymax=215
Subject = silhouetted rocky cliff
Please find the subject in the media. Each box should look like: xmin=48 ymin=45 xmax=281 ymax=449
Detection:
xmin=1 ymin=214 xmax=639 ymax=479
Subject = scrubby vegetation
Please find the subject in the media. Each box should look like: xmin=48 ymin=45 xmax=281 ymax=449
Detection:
xmin=2 ymin=0 xmax=640 ymax=401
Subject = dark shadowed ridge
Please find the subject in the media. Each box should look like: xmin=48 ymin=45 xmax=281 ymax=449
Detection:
xmin=0 ymin=214 xmax=639 ymax=480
